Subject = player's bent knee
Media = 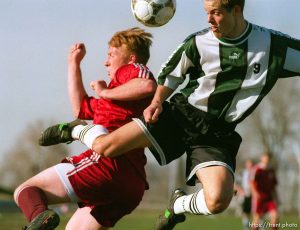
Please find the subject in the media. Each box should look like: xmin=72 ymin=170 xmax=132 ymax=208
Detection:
xmin=205 ymin=192 xmax=233 ymax=214
xmin=13 ymin=188 xmax=19 ymax=205
xmin=206 ymin=199 xmax=230 ymax=214
xmin=13 ymin=185 xmax=24 ymax=205
xmin=92 ymin=134 xmax=122 ymax=158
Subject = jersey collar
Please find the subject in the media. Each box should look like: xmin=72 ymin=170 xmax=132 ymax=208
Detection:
xmin=217 ymin=22 xmax=252 ymax=45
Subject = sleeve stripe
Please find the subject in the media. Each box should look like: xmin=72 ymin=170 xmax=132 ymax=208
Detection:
xmin=136 ymin=63 xmax=150 ymax=79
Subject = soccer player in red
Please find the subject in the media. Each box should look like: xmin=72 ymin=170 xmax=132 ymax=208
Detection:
xmin=13 ymin=27 xmax=157 ymax=230
xmin=251 ymin=153 xmax=279 ymax=230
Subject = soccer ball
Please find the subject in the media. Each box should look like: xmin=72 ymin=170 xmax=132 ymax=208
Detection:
xmin=131 ymin=0 xmax=176 ymax=27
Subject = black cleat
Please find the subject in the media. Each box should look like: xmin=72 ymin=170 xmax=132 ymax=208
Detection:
xmin=23 ymin=209 xmax=60 ymax=230
xmin=39 ymin=119 xmax=87 ymax=146
xmin=155 ymin=188 xmax=187 ymax=230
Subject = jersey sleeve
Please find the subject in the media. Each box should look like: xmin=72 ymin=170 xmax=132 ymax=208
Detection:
xmin=78 ymin=95 xmax=98 ymax=120
xmin=282 ymin=37 xmax=300 ymax=77
xmin=271 ymin=32 xmax=300 ymax=78
xmin=111 ymin=63 xmax=155 ymax=87
xmin=157 ymin=33 xmax=200 ymax=90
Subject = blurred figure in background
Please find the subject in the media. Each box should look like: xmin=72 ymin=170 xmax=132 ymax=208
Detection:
xmin=235 ymin=159 xmax=254 ymax=230
xmin=251 ymin=153 xmax=279 ymax=230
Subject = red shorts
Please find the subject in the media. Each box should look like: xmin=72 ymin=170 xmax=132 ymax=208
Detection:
xmin=61 ymin=149 xmax=147 ymax=227
xmin=252 ymin=196 xmax=277 ymax=215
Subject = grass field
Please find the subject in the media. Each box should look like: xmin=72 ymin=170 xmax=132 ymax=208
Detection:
xmin=0 ymin=210 xmax=299 ymax=230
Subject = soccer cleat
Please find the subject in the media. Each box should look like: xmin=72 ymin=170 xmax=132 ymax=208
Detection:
xmin=39 ymin=119 xmax=87 ymax=146
xmin=155 ymin=188 xmax=187 ymax=230
xmin=23 ymin=209 xmax=60 ymax=230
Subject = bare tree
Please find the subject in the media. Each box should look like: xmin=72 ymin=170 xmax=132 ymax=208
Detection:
xmin=239 ymin=79 xmax=300 ymax=214
xmin=0 ymin=120 xmax=71 ymax=190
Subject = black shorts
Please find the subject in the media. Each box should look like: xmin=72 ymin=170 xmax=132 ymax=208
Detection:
xmin=133 ymin=94 xmax=242 ymax=185
xmin=242 ymin=196 xmax=252 ymax=214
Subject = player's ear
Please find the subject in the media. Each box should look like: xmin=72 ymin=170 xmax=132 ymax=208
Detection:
xmin=233 ymin=4 xmax=242 ymax=15
xmin=129 ymin=54 xmax=137 ymax=63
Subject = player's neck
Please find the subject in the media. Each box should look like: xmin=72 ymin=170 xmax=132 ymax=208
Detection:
xmin=230 ymin=19 xmax=248 ymax=39
xmin=259 ymin=162 xmax=268 ymax=169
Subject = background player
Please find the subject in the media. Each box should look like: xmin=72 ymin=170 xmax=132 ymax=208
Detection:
xmin=14 ymin=27 xmax=157 ymax=230
xmin=235 ymin=159 xmax=254 ymax=230
xmin=251 ymin=153 xmax=279 ymax=230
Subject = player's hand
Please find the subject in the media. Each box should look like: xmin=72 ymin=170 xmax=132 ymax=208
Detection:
xmin=143 ymin=102 xmax=163 ymax=123
xmin=69 ymin=43 xmax=86 ymax=65
xmin=90 ymin=80 xmax=107 ymax=96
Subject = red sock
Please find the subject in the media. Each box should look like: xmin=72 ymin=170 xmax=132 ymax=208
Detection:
xmin=17 ymin=186 xmax=48 ymax=221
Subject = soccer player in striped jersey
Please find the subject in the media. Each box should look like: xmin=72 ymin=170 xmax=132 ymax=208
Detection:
xmin=14 ymin=28 xmax=157 ymax=230
xmin=38 ymin=0 xmax=300 ymax=229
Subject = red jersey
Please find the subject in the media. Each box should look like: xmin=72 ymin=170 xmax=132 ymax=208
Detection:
xmin=79 ymin=63 xmax=154 ymax=131
xmin=62 ymin=63 xmax=155 ymax=226
xmin=77 ymin=63 xmax=155 ymax=187
xmin=251 ymin=163 xmax=277 ymax=200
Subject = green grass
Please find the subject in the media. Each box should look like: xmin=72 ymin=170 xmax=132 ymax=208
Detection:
xmin=0 ymin=210 xmax=299 ymax=230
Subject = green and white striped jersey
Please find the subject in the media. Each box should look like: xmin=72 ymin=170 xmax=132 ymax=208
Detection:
xmin=158 ymin=23 xmax=300 ymax=124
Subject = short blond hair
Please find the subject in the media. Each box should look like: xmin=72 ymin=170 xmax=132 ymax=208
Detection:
xmin=108 ymin=27 xmax=153 ymax=65
xmin=222 ymin=0 xmax=245 ymax=11
xmin=207 ymin=0 xmax=245 ymax=11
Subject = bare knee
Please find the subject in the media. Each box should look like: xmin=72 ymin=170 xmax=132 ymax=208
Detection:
xmin=14 ymin=184 xmax=26 ymax=205
xmin=92 ymin=135 xmax=116 ymax=158
xmin=13 ymin=187 xmax=20 ymax=205
xmin=205 ymin=190 xmax=233 ymax=214
xmin=196 ymin=166 xmax=235 ymax=214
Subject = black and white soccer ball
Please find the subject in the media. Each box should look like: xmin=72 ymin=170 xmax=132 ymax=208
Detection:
xmin=131 ymin=0 xmax=176 ymax=27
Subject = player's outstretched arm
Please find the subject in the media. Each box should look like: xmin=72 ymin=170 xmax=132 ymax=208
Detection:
xmin=68 ymin=43 xmax=88 ymax=117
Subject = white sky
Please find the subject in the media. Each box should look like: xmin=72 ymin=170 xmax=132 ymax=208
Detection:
xmin=1 ymin=0 xmax=300 ymax=160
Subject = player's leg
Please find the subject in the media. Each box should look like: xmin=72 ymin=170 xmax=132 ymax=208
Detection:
xmin=156 ymin=130 xmax=242 ymax=229
xmin=251 ymin=213 xmax=261 ymax=230
xmin=14 ymin=163 xmax=77 ymax=229
xmin=173 ymin=138 xmax=240 ymax=215
xmin=64 ymin=149 xmax=147 ymax=229
xmin=268 ymin=201 xmax=279 ymax=230
xmin=172 ymin=165 xmax=234 ymax=216
xmin=66 ymin=207 xmax=107 ymax=230
xmin=242 ymin=196 xmax=252 ymax=230
xmin=92 ymin=108 xmax=188 ymax=165
xmin=155 ymin=166 xmax=234 ymax=230
xmin=269 ymin=209 xmax=279 ymax=230
xmin=251 ymin=197 xmax=263 ymax=230
xmin=197 ymin=165 xmax=234 ymax=213
xmin=39 ymin=104 xmax=185 ymax=164
xmin=92 ymin=120 xmax=152 ymax=158
xmin=39 ymin=119 xmax=152 ymax=158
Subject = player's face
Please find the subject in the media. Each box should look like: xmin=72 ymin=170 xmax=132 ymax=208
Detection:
xmin=245 ymin=160 xmax=253 ymax=169
xmin=105 ymin=45 xmax=132 ymax=79
xmin=204 ymin=0 xmax=238 ymax=38
xmin=260 ymin=154 xmax=270 ymax=166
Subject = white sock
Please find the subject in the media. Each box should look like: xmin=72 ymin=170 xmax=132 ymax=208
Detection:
xmin=242 ymin=216 xmax=249 ymax=228
xmin=72 ymin=124 xmax=108 ymax=149
xmin=173 ymin=189 xmax=212 ymax=215
xmin=71 ymin=125 xmax=85 ymax=139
